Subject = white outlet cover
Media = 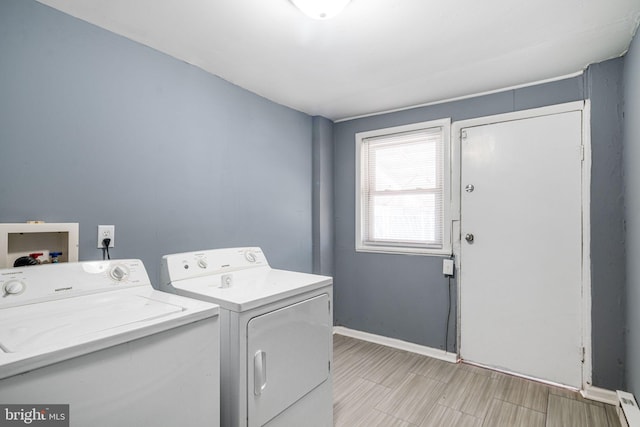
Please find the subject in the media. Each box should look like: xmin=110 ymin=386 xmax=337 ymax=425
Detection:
xmin=97 ymin=225 xmax=115 ymax=248
xmin=442 ymin=258 xmax=454 ymax=276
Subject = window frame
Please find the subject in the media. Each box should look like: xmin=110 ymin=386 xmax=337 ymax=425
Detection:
xmin=355 ymin=118 xmax=452 ymax=256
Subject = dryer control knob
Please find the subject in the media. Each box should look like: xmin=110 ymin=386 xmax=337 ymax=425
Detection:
xmin=110 ymin=265 xmax=129 ymax=282
xmin=197 ymin=259 xmax=208 ymax=269
xmin=244 ymin=250 xmax=257 ymax=263
xmin=3 ymin=280 xmax=25 ymax=296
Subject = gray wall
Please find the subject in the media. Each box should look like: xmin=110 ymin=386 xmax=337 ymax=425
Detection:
xmin=312 ymin=116 xmax=334 ymax=276
xmin=624 ymin=31 xmax=640 ymax=396
xmin=586 ymin=60 xmax=627 ymax=390
xmin=334 ymin=66 xmax=626 ymax=389
xmin=0 ymin=0 xmax=314 ymax=285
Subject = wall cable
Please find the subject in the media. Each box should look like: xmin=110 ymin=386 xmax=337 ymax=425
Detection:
xmin=102 ymin=238 xmax=111 ymax=260
xmin=444 ymin=254 xmax=454 ymax=353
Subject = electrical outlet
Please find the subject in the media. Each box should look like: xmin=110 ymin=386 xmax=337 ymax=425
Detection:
xmin=443 ymin=258 xmax=454 ymax=277
xmin=97 ymin=225 xmax=115 ymax=248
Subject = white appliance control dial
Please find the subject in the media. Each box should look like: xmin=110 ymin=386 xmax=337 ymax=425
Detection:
xmin=244 ymin=250 xmax=257 ymax=263
xmin=109 ymin=264 xmax=130 ymax=282
xmin=197 ymin=259 xmax=208 ymax=269
xmin=3 ymin=280 xmax=25 ymax=296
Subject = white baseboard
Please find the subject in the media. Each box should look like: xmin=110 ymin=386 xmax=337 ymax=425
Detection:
xmin=581 ymin=385 xmax=619 ymax=405
xmin=333 ymin=326 xmax=458 ymax=363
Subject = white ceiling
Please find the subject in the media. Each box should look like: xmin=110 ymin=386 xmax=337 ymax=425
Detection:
xmin=37 ymin=0 xmax=640 ymax=121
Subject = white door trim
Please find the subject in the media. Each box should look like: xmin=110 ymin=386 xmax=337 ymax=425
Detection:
xmin=450 ymin=100 xmax=591 ymax=391
xmin=582 ymin=100 xmax=593 ymax=390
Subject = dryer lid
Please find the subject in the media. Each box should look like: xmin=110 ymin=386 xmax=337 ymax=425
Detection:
xmin=171 ymin=267 xmax=332 ymax=312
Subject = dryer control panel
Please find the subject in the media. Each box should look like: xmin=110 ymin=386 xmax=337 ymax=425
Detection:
xmin=0 ymin=259 xmax=150 ymax=309
xmin=160 ymin=247 xmax=269 ymax=286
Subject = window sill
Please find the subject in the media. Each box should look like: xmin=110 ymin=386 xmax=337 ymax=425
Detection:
xmin=355 ymin=245 xmax=451 ymax=256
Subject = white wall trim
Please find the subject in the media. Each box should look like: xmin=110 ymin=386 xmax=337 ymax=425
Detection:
xmin=333 ymin=326 xmax=458 ymax=363
xmin=581 ymin=385 xmax=619 ymax=406
xmin=581 ymin=100 xmax=593 ymax=391
xmin=335 ymin=71 xmax=584 ymax=123
xmin=450 ymin=100 xmax=586 ymax=130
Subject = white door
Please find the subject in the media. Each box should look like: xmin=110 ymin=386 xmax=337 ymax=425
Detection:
xmin=247 ymin=294 xmax=331 ymax=427
xmin=459 ymin=110 xmax=584 ymax=388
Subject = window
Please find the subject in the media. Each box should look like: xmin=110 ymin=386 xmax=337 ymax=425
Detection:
xmin=356 ymin=119 xmax=451 ymax=255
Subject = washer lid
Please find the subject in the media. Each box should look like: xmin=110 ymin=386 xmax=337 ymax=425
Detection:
xmin=0 ymin=290 xmax=185 ymax=353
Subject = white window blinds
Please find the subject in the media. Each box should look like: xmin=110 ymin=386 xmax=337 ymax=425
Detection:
xmin=360 ymin=126 xmax=445 ymax=250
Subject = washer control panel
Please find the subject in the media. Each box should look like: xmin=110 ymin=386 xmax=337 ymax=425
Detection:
xmin=161 ymin=247 xmax=268 ymax=284
xmin=0 ymin=259 xmax=150 ymax=308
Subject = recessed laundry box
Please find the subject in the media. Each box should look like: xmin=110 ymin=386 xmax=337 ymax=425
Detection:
xmin=160 ymin=247 xmax=333 ymax=427
xmin=0 ymin=222 xmax=79 ymax=267
xmin=0 ymin=259 xmax=220 ymax=427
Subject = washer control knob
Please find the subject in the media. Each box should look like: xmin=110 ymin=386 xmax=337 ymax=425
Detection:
xmin=3 ymin=280 xmax=25 ymax=296
xmin=110 ymin=265 xmax=129 ymax=282
xmin=197 ymin=259 xmax=208 ymax=269
xmin=244 ymin=250 xmax=257 ymax=263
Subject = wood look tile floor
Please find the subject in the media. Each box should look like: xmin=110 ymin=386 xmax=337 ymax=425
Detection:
xmin=333 ymin=335 xmax=620 ymax=427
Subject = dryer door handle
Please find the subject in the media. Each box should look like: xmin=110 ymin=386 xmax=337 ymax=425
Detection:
xmin=254 ymin=350 xmax=267 ymax=396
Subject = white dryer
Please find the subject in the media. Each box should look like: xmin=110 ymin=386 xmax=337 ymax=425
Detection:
xmin=159 ymin=247 xmax=333 ymax=427
xmin=0 ymin=259 xmax=220 ymax=427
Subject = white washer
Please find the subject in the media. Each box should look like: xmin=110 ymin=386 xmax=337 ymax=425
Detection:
xmin=0 ymin=259 xmax=220 ymax=427
xmin=160 ymin=247 xmax=333 ymax=427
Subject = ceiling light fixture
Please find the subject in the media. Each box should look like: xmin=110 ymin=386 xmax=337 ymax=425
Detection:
xmin=290 ymin=0 xmax=351 ymax=20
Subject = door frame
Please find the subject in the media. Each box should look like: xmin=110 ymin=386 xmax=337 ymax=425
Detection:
xmin=450 ymin=100 xmax=592 ymax=390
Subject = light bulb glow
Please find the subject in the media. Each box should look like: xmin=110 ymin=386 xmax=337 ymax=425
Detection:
xmin=291 ymin=0 xmax=351 ymax=20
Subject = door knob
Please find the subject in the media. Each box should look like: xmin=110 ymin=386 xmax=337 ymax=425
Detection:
xmin=465 ymin=184 xmax=475 ymax=193
xmin=465 ymin=233 xmax=474 ymax=243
